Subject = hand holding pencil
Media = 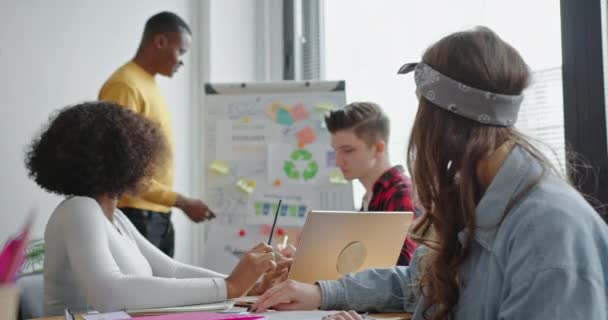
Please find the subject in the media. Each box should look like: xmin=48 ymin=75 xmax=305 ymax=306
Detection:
xmin=225 ymin=243 xmax=277 ymax=299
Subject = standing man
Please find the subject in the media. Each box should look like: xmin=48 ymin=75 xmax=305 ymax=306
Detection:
xmin=325 ymin=102 xmax=417 ymax=265
xmin=99 ymin=11 xmax=210 ymax=257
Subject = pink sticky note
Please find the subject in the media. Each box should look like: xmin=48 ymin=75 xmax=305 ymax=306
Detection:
xmin=290 ymin=103 xmax=310 ymax=122
xmin=295 ymin=126 xmax=316 ymax=146
xmin=260 ymin=224 xmax=271 ymax=236
xmin=132 ymin=312 xmax=264 ymax=320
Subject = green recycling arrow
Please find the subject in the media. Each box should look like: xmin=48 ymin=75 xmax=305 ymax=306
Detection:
xmin=302 ymin=160 xmax=319 ymax=180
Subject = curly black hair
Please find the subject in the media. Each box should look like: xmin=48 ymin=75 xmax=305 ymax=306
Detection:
xmin=25 ymin=101 xmax=168 ymax=198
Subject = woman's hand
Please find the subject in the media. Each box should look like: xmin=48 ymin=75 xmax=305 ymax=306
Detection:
xmin=250 ymin=280 xmax=322 ymax=313
xmin=225 ymin=243 xmax=276 ymax=298
xmin=277 ymin=243 xmax=297 ymax=259
xmin=248 ymin=258 xmax=292 ymax=296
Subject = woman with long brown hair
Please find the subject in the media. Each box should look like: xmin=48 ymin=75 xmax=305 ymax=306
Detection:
xmin=250 ymin=26 xmax=608 ymax=319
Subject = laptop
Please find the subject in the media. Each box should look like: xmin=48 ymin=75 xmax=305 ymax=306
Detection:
xmin=288 ymin=211 xmax=413 ymax=284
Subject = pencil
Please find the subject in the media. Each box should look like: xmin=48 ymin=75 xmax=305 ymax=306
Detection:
xmin=267 ymin=199 xmax=282 ymax=245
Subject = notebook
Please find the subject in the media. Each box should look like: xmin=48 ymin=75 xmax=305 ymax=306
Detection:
xmin=127 ymin=300 xmax=235 ymax=315
xmin=127 ymin=312 xmax=264 ymax=320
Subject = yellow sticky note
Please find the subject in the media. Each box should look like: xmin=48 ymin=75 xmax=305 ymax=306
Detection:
xmin=243 ymin=117 xmax=251 ymax=124
xmin=329 ymin=170 xmax=348 ymax=184
xmin=265 ymin=104 xmax=280 ymax=120
xmin=236 ymin=179 xmax=255 ymax=194
xmin=210 ymin=160 xmax=230 ymax=175
xmin=315 ymin=103 xmax=335 ymax=113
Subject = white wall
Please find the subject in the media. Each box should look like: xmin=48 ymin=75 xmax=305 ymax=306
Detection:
xmin=0 ymin=0 xmax=199 ymax=263
xmin=193 ymin=0 xmax=283 ymax=266
xmin=0 ymin=0 xmax=280 ymax=266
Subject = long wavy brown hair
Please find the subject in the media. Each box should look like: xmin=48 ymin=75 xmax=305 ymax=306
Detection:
xmin=407 ymin=26 xmax=562 ymax=319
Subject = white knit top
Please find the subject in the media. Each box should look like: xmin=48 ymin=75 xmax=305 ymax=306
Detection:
xmin=43 ymin=196 xmax=227 ymax=315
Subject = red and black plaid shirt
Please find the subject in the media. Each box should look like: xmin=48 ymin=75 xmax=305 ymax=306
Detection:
xmin=360 ymin=165 xmax=417 ymax=266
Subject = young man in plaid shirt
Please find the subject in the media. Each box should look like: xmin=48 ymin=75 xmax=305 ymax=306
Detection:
xmin=325 ymin=102 xmax=417 ymax=265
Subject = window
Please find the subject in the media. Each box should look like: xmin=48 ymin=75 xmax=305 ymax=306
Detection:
xmin=283 ymin=0 xmax=322 ymax=80
xmin=602 ymin=0 xmax=608 ymax=139
xmin=320 ymin=0 xmax=564 ymax=207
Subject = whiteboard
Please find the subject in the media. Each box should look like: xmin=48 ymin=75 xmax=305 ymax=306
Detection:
xmin=202 ymin=81 xmax=354 ymax=273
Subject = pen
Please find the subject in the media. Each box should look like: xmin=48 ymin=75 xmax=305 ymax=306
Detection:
xmin=280 ymin=235 xmax=289 ymax=249
xmin=267 ymin=200 xmax=282 ymax=245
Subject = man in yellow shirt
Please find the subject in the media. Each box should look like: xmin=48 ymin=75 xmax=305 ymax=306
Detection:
xmin=99 ymin=12 xmax=211 ymax=257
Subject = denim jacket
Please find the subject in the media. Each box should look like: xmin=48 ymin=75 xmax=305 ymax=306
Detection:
xmin=318 ymin=146 xmax=608 ymax=319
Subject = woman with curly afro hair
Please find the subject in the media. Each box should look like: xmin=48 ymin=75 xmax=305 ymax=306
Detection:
xmin=26 ymin=102 xmax=287 ymax=315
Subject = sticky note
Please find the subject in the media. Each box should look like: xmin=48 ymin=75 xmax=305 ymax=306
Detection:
xmin=280 ymin=205 xmax=288 ymax=216
xmin=290 ymin=103 xmax=310 ymax=122
xmin=315 ymin=102 xmax=335 ymax=113
xmin=326 ymin=151 xmax=336 ymax=167
xmin=236 ymin=179 xmax=255 ymax=194
xmin=289 ymin=205 xmax=297 ymax=217
xmin=262 ymin=203 xmax=271 ymax=215
xmin=298 ymin=205 xmax=307 ymax=218
xmin=329 ymin=170 xmax=348 ymax=184
xmin=255 ymin=203 xmax=263 ymax=215
xmin=295 ymin=126 xmax=316 ymax=146
xmin=210 ymin=160 xmax=230 ymax=175
xmin=274 ymin=179 xmax=282 ymax=187
xmin=243 ymin=117 xmax=251 ymax=123
xmin=277 ymin=107 xmax=294 ymax=126
xmin=265 ymin=103 xmax=281 ymax=120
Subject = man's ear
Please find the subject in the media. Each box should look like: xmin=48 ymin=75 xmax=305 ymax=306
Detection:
xmin=153 ymin=33 xmax=168 ymax=49
xmin=375 ymin=140 xmax=386 ymax=156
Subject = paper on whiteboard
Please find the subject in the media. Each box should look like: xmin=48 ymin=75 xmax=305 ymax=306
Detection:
xmin=215 ymin=120 xmax=269 ymax=170
xmin=245 ymin=188 xmax=316 ymax=226
xmin=202 ymin=83 xmax=354 ymax=273
xmin=267 ymin=143 xmax=335 ymax=186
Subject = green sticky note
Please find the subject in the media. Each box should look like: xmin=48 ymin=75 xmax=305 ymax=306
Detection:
xmin=277 ymin=108 xmax=294 ymax=126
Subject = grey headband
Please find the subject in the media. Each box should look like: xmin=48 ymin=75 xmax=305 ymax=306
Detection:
xmin=398 ymin=62 xmax=523 ymax=126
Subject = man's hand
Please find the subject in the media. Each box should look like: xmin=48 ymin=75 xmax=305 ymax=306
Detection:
xmin=175 ymin=194 xmax=214 ymax=222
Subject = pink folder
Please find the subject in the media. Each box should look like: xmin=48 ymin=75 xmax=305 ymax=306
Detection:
xmin=0 ymin=214 xmax=34 ymax=283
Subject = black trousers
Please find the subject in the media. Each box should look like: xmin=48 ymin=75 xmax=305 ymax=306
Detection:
xmin=119 ymin=207 xmax=175 ymax=257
